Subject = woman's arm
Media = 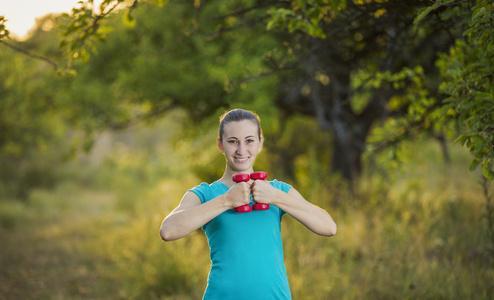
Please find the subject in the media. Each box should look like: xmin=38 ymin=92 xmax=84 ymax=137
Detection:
xmin=251 ymin=181 xmax=337 ymax=237
xmin=160 ymin=182 xmax=251 ymax=242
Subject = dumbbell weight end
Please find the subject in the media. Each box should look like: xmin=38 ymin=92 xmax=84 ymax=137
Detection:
xmin=250 ymin=172 xmax=269 ymax=210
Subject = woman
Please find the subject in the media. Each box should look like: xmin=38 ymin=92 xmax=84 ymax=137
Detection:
xmin=160 ymin=109 xmax=337 ymax=299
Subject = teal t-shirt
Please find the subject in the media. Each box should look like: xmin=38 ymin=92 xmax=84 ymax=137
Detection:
xmin=190 ymin=180 xmax=292 ymax=300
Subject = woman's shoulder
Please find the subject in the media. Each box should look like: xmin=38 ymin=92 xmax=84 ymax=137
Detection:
xmin=269 ymin=179 xmax=292 ymax=193
xmin=189 ymin=181 xmax=227 ymax=203
xmin=190 ymin=181 xmax=224 ymax=191
xmin=190 ymin=182 xmax=212 ymax=190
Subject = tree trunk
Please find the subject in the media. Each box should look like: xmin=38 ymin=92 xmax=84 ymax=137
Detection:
xmin=330 ymin=123 xmax=364 ymax=182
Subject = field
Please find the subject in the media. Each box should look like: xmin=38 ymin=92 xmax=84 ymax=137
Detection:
xmin=1 ymin=119 xmax=493 ymax=299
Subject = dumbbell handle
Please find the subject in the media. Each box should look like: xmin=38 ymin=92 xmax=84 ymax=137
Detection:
xmin=250 ymin=172 xmax=269 ymax=210
xmin=232 ymin=174 xmax=252 ymax=213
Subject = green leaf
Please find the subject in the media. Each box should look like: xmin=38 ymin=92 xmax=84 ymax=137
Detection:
xmin=266 ymin=19 xmax=277 ymax=31
xmin=482 ymin=159 xmax=494 ymax=180
xmin=414 ymin=4 xmax=439 ymax=25
xmin=151 ymin=0 xmax=169 ymax=7
xmin=472 ymin=7 xmax=486 ymax=21
xmin=123 ymin=12 xmax=136 ymax=28
xmin=469 ymin=158 xmax=481 ymax=171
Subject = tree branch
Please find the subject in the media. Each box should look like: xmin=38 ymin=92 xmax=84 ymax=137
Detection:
xmin=109 ymin=103 xmax=178 ymax=130
xmin=211 ymin=1 xmax=286 ymax=20
xmin=0 ymin=40 xmax=58 ymax=70
xmin=369 ymin=100 xmax=445 ymax=154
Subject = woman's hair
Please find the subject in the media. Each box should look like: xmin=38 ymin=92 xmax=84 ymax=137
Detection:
xmin=218 ymin=109 xmax=262 ymax=142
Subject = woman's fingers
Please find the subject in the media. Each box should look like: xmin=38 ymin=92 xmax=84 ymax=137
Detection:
xmin=251 ymin=180 xmax=273 ymax=204
xmin=228 ymin=182 xmax=251 ymax=207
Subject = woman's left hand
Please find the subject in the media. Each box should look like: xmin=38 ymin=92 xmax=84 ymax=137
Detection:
xmin=251 ymin=180 xmax=279 ymax=205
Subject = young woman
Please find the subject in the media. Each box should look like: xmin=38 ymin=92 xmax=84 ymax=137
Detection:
xmin=160 ymin=109 xmax=337 ymax=299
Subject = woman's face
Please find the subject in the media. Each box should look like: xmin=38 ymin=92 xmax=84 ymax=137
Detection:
xmin=218 ymin=119 xmax=263 ymax=174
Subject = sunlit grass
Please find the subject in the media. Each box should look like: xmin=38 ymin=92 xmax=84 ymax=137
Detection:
xmin=1 ymin=120 xmax=493 ymax=299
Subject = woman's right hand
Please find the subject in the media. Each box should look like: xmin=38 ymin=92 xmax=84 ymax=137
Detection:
xmin=226 ymin=182 xmax=251 ymax=209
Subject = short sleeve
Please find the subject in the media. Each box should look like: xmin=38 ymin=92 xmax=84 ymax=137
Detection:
xmin=189 ymin=182 xmax=211 ymax=204
xmin=269 ymin=179 xmax=292 ymax=193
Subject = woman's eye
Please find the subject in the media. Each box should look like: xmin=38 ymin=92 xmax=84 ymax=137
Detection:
xmin=247 ymin=139 xmax=255 ymax=143
xmin=228 ymin=140 xmax=237 ymax=144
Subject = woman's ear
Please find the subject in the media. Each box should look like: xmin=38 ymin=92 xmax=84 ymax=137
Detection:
xmin=217 ymin=139 xmax=224 ymax=153
xmin=258 ymin=136 xmax=264 ymax=152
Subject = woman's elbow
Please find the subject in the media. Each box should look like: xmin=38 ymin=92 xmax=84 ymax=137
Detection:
xmin=160 ymin=224 xmax=177 ymax=242
xmin=160 ymin=227 xmax=170 ymax=242
xmin=328 ymin=223 xmax=337 ymax=237
xmin=322 ymin=222 xmax=337 ymax=237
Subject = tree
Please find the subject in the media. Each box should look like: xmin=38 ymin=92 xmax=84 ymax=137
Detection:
xmin=3 ymin=0 xmax=491 ymax=186
xmin=51 ymin=0 xmax=469 ymax=184
xmin=56 ymin=1 xmax=282 ymax=131
xmin=264 ymin=0 xmax=460 ymax=182
xmin=416 ymin=0 xmax=494 ymax=179
xmin=0 ymin=17 xmax=68 ymax=198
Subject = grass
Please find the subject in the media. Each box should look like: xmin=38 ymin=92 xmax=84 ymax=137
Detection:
xmin=1 ymin=121 xmax=493 ymax=299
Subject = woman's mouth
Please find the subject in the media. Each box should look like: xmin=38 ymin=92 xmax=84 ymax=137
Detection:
xmin=235 ymin=157 xmax=249 ymax=163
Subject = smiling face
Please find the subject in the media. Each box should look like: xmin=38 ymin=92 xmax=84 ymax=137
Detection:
xmin=218 ymin=119 xmax=263 ymax=174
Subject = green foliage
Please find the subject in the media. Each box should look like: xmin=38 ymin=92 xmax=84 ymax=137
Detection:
xmin=0 ymin=16 xmax=10 ymax=39
xmin=0 ymin=37 xmax=68 ymax=199
xmin=0 ymin=200 xmax=26 ymax=229
xmin=481 ymin=176 xmax=494 ymax=258
xmin=362 ymin=66 xmax=444 ymax=154
xmin=267 ymin=0 xmax=346 ymax=38
xmin=9 ymin=0 xmax=464 ymax=185
xmin=0 ymin=0 xmax=282 ymax=199
xmin=420 ymin=0 xmax=494 ymax=179
xmin=60 ymin=0 xmax=130 ymax=63
xmin=414 ymin=3 xmax=440 ymax=25
xmin=2 ymin=0 xmax=492 ymax=200
xmin=265 ymin=115 xmax=333 ymax=186
xmin=57 ymin=0 xmax=283 ymax=134
xmin=262 ymin=0 xmax=462 ymax=181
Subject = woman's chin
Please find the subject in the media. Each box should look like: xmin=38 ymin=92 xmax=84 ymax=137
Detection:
xmin=230 ymin=162 xmax=252 ymax=173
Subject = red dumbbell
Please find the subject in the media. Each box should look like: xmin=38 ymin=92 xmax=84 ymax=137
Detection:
xmin=250 ymin=171 xmax=270 ymax=210
xmin=232 ymin=173 xmax=252 ymax=213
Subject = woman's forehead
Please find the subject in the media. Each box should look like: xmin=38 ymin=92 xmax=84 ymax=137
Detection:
xmin=223 ymin=120 xmax=258 ymax=137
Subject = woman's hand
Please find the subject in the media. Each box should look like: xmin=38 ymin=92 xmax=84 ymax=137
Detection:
xmin=251 ymin=180 xmax=278 ymax=205
xmin=226 ymin=181 xmax=252 ymax=209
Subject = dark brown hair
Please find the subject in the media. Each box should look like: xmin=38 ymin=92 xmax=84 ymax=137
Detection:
xmin=218 ymin=109 xmax=262 ymax=142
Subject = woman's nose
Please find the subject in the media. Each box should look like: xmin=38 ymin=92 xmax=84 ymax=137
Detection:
xmin=236 ymin=143 xmax=245 ymax=154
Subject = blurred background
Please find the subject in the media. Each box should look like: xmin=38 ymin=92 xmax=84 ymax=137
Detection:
xmin=1 ymin=1 xmax=493 ymax=299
